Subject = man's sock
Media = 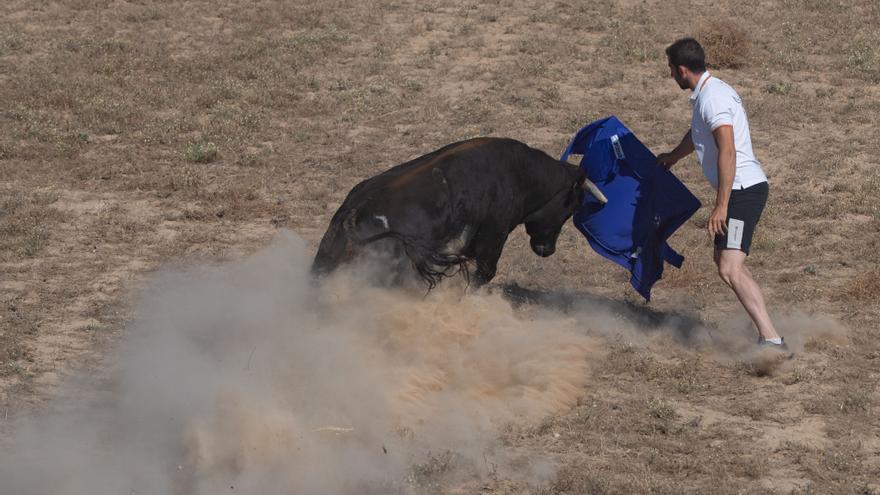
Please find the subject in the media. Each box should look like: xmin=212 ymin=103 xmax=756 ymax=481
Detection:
xmin=765 ymin=337 xmax=783 ymax=345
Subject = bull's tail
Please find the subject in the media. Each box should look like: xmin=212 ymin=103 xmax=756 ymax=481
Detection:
xmin=342 ymin=230 xmax=470 ymax=290
xmin=393 ymin=235 xmax=472 ymax=291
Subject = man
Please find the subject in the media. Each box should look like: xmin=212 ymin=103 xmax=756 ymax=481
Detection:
xmin=657 ymin=37 xmax=790 ymax=354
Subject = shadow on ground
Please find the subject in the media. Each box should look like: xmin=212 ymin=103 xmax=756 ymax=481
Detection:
xmin=497 ymin=282 xmax=713 ymax=346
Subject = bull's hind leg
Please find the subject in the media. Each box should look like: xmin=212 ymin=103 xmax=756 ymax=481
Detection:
xmin=312 ymin=222 xmax=354 ymax=277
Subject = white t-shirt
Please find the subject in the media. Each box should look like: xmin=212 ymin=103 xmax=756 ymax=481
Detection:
xmin=690 ymin=71 xmax=767 ymax=190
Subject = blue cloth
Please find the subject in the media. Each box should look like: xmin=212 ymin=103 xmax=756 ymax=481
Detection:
xmin=562 ymin=116 xmax=701 ymax=300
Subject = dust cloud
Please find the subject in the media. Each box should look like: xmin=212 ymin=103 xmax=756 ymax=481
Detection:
xmin=1 ymin=231 xmax=602 ymax=494
xmin=1 ymin=231 xmax=848 ymax=493
xmin=706 ymin=310 xmax=850 ymax=376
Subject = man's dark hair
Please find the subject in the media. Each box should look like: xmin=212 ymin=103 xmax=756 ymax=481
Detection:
xmin=665 ymin=38 xmax=706 ymax=72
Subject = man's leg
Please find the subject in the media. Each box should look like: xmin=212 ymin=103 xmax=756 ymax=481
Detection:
xmin=714 ymin=248 xmax=780 ymax=341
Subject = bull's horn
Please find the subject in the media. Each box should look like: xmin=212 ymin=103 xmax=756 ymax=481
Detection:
xmin=582 ymin=179 xmax=608 ymax=204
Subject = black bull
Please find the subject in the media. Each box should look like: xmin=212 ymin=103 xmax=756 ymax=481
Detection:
xmin=312 ymin=137 xmax=607 ymax=288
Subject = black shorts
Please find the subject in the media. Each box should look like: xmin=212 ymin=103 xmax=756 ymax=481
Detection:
xmin=714 ymin=181 xmax=768 ymax=255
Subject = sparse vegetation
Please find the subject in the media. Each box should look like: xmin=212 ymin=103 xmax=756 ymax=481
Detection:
xmin=836 ymin=270 xmax=880 ymax=302
xmin=1 ymin=0 xmax=879 ymax=492
xmin=0 ymin=192 xmax=66 ymax=260
xmin=766 ymin=81 xmax=795 ymax=95
xmin=697 ymin=20 xmax=749 ymax=68
xmin=647 ymin=397 xmax=678 ymax=421
xmin=847 ymin=37 xmax=879 ymax=82
xmin=185 ymin=141 xmax=218 ymax=163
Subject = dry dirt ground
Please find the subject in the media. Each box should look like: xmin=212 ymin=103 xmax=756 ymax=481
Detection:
xmin=1 ymin=0 xmax=879 ymax=493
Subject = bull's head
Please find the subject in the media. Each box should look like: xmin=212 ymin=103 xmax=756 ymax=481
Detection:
xmin=523 ymin=167 xmax=606 ymax=257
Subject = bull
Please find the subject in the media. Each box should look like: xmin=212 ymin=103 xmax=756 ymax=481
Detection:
xmin=312 ymin=137 xmax=607 ymax=288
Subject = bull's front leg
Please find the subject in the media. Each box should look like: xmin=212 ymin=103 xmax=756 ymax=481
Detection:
xmin=469 ymin=228 xmax=508 ymax=287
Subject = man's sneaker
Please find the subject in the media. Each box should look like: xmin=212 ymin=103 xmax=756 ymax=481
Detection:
xmin=758 ymin=337 xmax=794 ymax=359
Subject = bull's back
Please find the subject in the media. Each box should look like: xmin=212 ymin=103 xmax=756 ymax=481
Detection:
xmin=332 ymin=137 xmax=518 ymax=218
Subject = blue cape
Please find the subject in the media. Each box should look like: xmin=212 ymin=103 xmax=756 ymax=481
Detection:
xmin=562 ymin=116 xmax=701 ymax=300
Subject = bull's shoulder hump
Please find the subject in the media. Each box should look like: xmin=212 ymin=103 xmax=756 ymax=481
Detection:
xmin=450 ymin=137 xmax=530 ymax=152
xmin=430 ymin=138 xmax=540 ymax=167
xmin=377 ymin=137 xmax=531 ymax=175
xmin=463 ymin=138 xmax=553 ymax=164
xmin=348 ymin=137 xmax=538 ymax=193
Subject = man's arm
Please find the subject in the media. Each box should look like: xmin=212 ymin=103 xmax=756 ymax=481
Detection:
xmin=657 ymin=129 xmax=695 ymax=169
xmin=708 ymin=125 xmax=736 ymax=237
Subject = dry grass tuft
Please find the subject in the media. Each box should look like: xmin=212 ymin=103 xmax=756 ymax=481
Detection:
xmin=549 ymin=467 xmax=610 ymax=495
xmin=697 ymin=20 xmax=750 ymax=69
xmin=409 ymin=450 xmax=457 ymax=492
xmin=0 ymin=191 xmax=67 ymax=260
xmin=647 ymin=397 xmax=678 ymax=421
xmin=846 ymin=36 xmax=880 ymax=83
xmin=185 ymin=141 xmax=219 ymax=164
xmin=836 ymin=270 xmax=880 ymax=302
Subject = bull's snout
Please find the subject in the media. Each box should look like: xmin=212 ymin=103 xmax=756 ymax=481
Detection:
xmin=530 ymin=241 xmax=555 ymax=257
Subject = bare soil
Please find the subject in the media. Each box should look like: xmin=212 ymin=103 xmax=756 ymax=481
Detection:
xmin=2 ymin=0 xmax=879 ymax=493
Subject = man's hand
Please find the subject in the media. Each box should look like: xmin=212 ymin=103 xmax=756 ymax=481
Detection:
xmin=656 ymin=152 xmax=677 ymax=170
xmin=708 ymin=205 xmax=728 ymax=238
xmin=657 ymin=130 xmax=694 ymax=170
